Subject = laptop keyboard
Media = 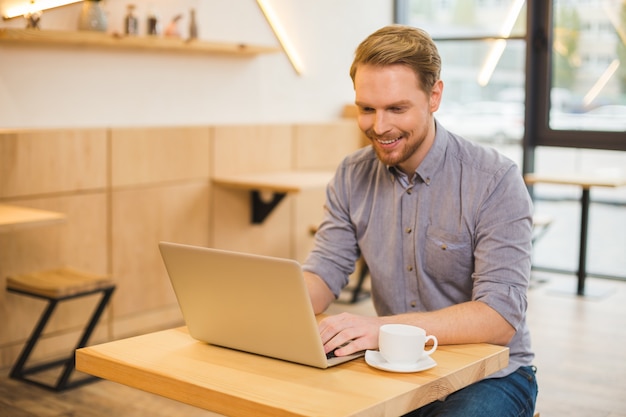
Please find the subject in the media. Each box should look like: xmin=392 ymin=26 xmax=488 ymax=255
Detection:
xmin=326 ymin=340 xmax=353 ymax=360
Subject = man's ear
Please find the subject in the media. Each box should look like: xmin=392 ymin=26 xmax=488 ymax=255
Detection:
xmin=429 ymin=80 xmax=444 ymax=113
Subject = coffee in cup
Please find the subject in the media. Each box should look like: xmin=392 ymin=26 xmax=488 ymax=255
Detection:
xmin=378 ymin=324 xmax=438 ymax=364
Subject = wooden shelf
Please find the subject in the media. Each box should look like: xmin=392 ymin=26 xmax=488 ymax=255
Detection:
xmin=0 ymin=28 xmax=281 ymax=56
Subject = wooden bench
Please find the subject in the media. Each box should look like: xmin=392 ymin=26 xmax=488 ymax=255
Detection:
xmin=6 ymin=267 xmax=115 ymax=391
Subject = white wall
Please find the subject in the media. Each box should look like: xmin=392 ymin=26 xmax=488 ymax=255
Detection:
xmin=0 ymin=0 xmax=393 ymax=128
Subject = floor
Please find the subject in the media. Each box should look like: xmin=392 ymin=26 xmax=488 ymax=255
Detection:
xmin=1 ymin=272 xmax=625 ymax=417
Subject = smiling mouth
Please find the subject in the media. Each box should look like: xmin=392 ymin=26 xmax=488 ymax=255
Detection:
xmin=377 ymin=136 xmax=402 ymax=145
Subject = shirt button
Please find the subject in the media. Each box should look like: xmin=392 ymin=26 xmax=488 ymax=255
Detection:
xmin=425 ymin=177 xmax=431 ymax=184
xmin=441 ymin=244 xmax=447 ymax=250
xmin=407 ymin=189 xmax=412 ymax=195
xmin=405 ymin=227 xmax=412 ymax=234
xmin=407 ymin=266 xmax=413 ymax=272
xmin=410 ymin=301 xmax=417 ymax=308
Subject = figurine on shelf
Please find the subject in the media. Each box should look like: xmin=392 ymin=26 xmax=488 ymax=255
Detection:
xmin=24 ymin=0 xmax=41 ymax=29
xmin=78 ymin=0 xmax=107 ymax=32
xmin=188 ymin=8 xmax=198 ymax=40
xmin=25 ymin=11 xmax=42 ymax=29
xmin=124 ymin=4 xmax=138 ymax=36
xmin=147 ymin=9 xmax=159 ymax=36
xmin=164 ymin=14 xmax=182 ymax=38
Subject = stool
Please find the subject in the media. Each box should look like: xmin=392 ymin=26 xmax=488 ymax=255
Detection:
xmin=6 ymin=267 xmax=115 ymax=391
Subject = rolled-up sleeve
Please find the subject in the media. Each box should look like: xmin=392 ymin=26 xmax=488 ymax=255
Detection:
xmin=471 ymin=163 xmax=533 ymax=330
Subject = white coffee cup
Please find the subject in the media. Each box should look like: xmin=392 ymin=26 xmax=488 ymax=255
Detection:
xmin=378 ymin=324 xmax=438 ymax=364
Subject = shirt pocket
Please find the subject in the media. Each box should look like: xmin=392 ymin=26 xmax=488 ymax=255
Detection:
xmin=424 ymin=226 xmax=473 ymax=283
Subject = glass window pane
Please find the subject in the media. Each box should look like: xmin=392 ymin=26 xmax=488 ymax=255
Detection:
xmin=532 ymin=147 xmax=626 ymax=278
xmin=549 ymin=0 xmax=626 ymax=132
xmin=403 ymin=0 xmax=527 ymax=165
xmin=434 ymin=39 xmax=526 ymax=165
xmin=405 ymin=0 xmax=527 ymax=38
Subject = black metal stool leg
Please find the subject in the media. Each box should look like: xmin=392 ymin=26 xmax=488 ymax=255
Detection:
xmin=8 ymin=284 xmax=116 ymax=391
xmin=9 ymin=298 xmax=59 ymax=381
xmin=55 ymin=286 xmax=115 ymax=390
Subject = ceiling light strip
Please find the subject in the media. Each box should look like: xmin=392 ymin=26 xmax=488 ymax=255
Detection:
xmin=476 ymin=0 xmax=526 ymax=86
xmin=256 ymin=0 xmax=304 ymax=75
xmin=3 ymin=0 xmax=83 ymax=20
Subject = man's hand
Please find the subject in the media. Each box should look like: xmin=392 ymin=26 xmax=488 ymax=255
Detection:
xmin=318 ymin=312 xmax=389 ymax=356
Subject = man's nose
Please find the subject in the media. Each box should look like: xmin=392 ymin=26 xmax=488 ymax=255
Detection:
xmin=373 ymin=112 xmax=391 ymax=135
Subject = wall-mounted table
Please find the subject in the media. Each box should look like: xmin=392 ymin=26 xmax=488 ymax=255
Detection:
xmin=524 ymin=173 xmax=626 ymax=296
xmin=0 ymin=204 xmax=66 ymax=233
xmin=213 ymin=170 xmax=334 ymax=224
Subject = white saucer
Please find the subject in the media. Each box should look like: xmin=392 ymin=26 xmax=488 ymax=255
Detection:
xmin=364 ymin=350 xmax=437 ymax=373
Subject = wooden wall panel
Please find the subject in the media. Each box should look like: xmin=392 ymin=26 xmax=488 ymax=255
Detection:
xmin=109 ymin=125 xmax=212 ymax=337
xmin=44 ymin=193 xmax=108 ymax=274
xmin=293 ymin=190 xmax=325 ymax=263
xmin=211 ymin=125 xmax=293 ymax=258
xmin=212 ymin=125 xmax=293 ymax=176
xmin=0 ymin=129 xmax=107 ymax=198
xmin=111 ymin=127 xmax=211 ymax=188
xmin=211 ymin=186 xmax=291 ymax=258
xmin=293 ymin=121 xmax=365 ymax=170
xmin=110 ymin=182 xmax=210 ymax=327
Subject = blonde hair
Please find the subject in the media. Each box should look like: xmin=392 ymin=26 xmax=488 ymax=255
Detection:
xmin=350 ymin=25 xmax=441 ymax=94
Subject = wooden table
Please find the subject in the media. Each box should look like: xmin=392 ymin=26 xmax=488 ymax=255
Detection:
xmin=76 ymin=327 xmax=509 ymax=417
xmin=525 ymin=173 xmax=626 ymax=296
xmin=0 ymin=204 xmax=66 ymax=233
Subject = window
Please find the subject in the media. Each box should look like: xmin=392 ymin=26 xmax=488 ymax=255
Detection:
xmin=530 ymin=0 xmax=626 ymax=280
xmin=530 ymin=0 xmax=625 ymax=151
xmin=396 ymin=0 xmax=626 ymax=280
xmin=396 ymin=0 xmax=528 ymax=165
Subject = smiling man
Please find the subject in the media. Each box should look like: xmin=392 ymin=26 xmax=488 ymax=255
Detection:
xmin=302 ymin=25 xmax=538 ymax=417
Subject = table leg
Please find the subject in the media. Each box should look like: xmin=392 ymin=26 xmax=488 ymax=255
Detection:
xmin=577 ymin=188 xmax=590 ymax=296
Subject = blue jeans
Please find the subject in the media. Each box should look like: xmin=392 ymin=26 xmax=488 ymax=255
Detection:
xmin=404 ymin=366 xmax=538 ymax=417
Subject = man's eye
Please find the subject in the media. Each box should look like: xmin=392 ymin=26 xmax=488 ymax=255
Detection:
xmin=359 ymin=107 xmax=375 ymax=113
xmin=390 ymin=107 xmax=406 ymax=113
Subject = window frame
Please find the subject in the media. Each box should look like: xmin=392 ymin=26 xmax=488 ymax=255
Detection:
xmin=394 ymin=0 xmax=626 ymax=177
xmin=526 ymin=1 xmax=625 ymax=155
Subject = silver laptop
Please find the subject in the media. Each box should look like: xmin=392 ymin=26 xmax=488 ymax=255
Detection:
xmin=158 ymin=241 xmax=364 ymax=368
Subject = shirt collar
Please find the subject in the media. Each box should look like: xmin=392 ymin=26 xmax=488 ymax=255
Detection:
xmin=387 ymin=118 xmax=448 ymax=186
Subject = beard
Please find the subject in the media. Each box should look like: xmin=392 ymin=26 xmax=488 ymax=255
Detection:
xmin=365 ymin=129 xmax=424 ymax=168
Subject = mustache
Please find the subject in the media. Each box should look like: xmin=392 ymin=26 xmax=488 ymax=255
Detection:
xmin=365 ymin=130 xmax=402 ymax=142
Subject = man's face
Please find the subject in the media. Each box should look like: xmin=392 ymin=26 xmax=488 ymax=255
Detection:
xmin=354 ymin=64 xmax=442 ymax=175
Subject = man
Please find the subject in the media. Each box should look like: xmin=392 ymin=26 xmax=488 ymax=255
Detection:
xmin=302 ymin=25 xmax=538 ymax=417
